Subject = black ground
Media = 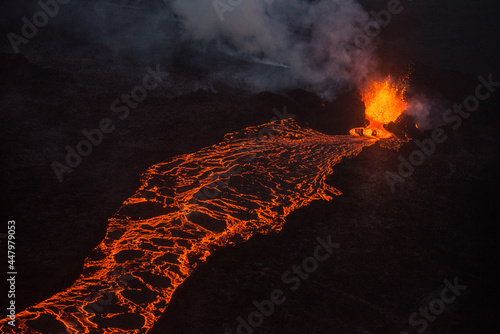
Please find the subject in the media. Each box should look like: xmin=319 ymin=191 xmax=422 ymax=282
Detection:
xmin=1 ymin=0 xmax=500 ymax=333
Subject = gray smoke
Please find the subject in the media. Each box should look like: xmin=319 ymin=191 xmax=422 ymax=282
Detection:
xmin=405 ymin=95 xmax=449 ymax=130
xmin=171 ymin=0 xmax=375 ymax=96
xmin=3 ymin=0 xmax=377 ymax=96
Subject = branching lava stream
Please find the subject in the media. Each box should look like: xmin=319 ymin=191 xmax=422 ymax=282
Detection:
xmin=1 ymin=78 xmax=407 ymax=333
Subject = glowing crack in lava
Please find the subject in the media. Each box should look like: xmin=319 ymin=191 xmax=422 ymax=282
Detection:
xmin=350 ymin=76 xmax=408 ymax=139
xmin=1 ymin=117 xmax=398 ymax=333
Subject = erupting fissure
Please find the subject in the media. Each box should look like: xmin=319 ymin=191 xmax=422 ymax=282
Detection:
xmin=363 ymin=76 xmax=408 ymax=124
xmin=2 ymin=111 xmax=403 ymax=333
xmin=351 ymin=75 xmax=409 ymax=139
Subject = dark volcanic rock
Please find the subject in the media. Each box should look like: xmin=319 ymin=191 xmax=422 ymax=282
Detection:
xmin=0 ymin=53 xmax=75 ymax=94
xmin=188 ymin=211 xmax=227 ymax=232
xmin=385 ymin=113 xmax=420 ymax=140
xmin=90 ymin=313 xmax=145 ymax=330
xmin=319 ymin=90 xmax=366 ymax=134
xmin=2 ymin=1 xmax=500 ymax=331
xmin=134 ymin=271 xmax=172 ymax=288
xmin=114 ymin=250 xmax=145 ymax=263
xmin=286 ymin=89 xmax=366 ymax=135
xmin=25 ymin=314 xmax=68 ymax=334
xmin=150 ymin=73 xmax=500 ymax=334
xmin=116 ymin=201 xmax=178 ymax=220
xmin=121 ymin=288 xmax=159 ymax=305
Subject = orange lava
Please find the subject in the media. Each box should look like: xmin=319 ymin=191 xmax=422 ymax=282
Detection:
xmin=362 ymin=76 xmax=408 ymax=125
xmin=1 ymin=120 xmax=385 ymax=333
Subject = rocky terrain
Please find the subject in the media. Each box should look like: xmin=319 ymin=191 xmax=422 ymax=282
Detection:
xmin=1 ymin=0 xmax=499 ymax=333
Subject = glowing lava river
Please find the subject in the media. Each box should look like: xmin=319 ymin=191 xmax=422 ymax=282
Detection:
xmin=1 ymin=78 xmax=408 ymax=333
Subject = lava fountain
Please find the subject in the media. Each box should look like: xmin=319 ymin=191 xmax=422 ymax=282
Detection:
xmin=1 ymin=77 xmax=408 ymax=334
xmin=350 ymin=76 xmax=409 ymax=139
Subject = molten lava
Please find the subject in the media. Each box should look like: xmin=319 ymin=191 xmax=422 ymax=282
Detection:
xmin=7 ymin=79 xmax=434 ymax=334
xmin=350 ymin=76 xmax=409 ymax=140
xmin=0 ymin=71 xmax=414 ymax=332
xmin=362 ymin=76 xmax=408 ymax=125
xmin=0 ymin=119 xmax=386 ymax=334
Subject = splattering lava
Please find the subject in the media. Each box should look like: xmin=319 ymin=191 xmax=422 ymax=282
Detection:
xmin=1 ymin=114 xmax=402 ymax=333
xmin=351 ymin=75 xmax=409 ymax=140
xmin=362 ymin=76 xmax=408 ymax=124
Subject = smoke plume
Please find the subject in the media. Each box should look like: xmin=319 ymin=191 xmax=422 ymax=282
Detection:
xmin=2 ymin=0 xmax=378 ymax=97
xmin=405 ymin=95 xmax=449 ymax=130
xmin=170 ymin=0 xmax=376 ymax=95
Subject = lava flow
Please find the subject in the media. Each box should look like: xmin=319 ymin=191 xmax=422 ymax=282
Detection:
xmin=1 ymin=80 xmax=407 ymax=333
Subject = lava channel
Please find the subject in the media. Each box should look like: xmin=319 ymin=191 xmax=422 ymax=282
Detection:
xmin=1 ymin=118 xmax=393 ymax=334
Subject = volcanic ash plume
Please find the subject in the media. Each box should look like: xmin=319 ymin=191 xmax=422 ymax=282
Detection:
xmin=171 ymin=0 xmax=376 ymax=94
xmin=16 ymin=0 xmax=377 ymax=96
